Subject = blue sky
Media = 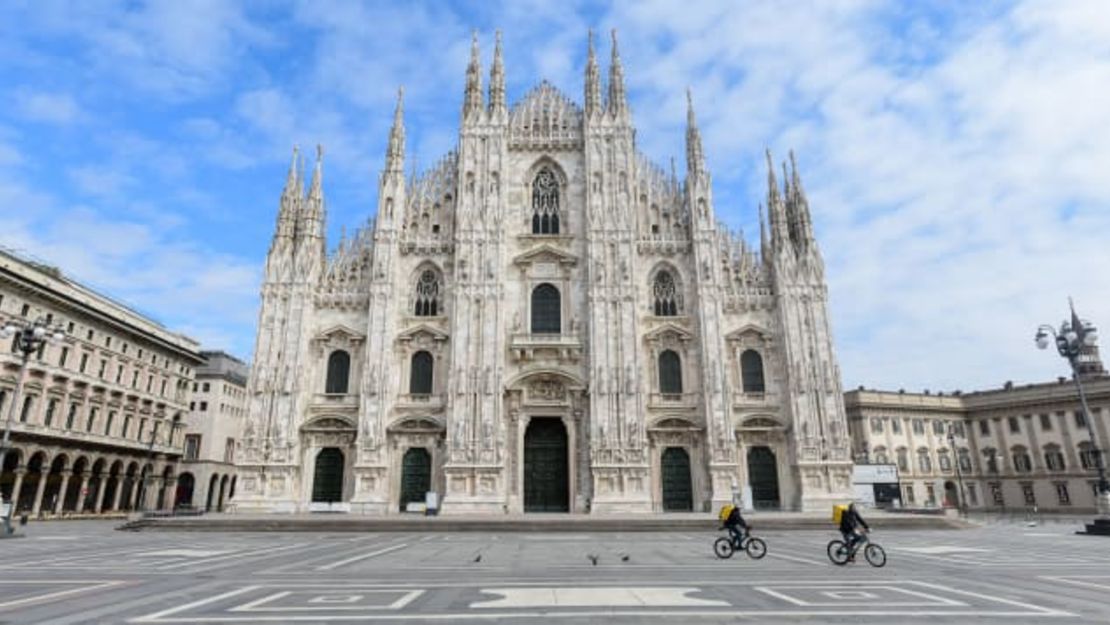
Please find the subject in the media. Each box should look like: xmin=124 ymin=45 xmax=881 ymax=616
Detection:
xmin=3 ymin=0 xmax=1110 ymax=391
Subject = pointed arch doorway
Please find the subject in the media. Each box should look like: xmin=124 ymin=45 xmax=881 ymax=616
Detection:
xmin=524 ymin=417 xmax=568 ymax=512
xmin=312 ymin=448 xmax=345 ymax=503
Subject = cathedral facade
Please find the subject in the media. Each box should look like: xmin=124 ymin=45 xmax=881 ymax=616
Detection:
xmin=233 ymin=32 xmax=854 ymax=515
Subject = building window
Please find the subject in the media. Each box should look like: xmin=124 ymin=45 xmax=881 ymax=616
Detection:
xmin=932 ymin=420 xmax=945 ymax=435
xmin=224 ymin=438 xmax=235 ymax=463
xmin=413 ymin=269 xmax=442 ymax=316
xmin=896 ymin=448 xmax=909 ymax=472
xmin=160 ymin=379 xmax=167 ymax=396
xmin=20 ymin=303 xmax=30 ymax=316
xmin=1008 ymin=416 xmax=1020 ymax=433
xmin=938 ymin=451 xmax=952 ymax=472
xmin=409 ymin=351 xmax=434 ymax=395
xmin=903 ymin=484 xmax=915 ymax=504
xmin=1079 ymin=443 xmax=1099 ymax=470
xmin=870 ymin=417 xmax=884 ymax=434
xmin=984 ymin=448 xmax=999 ymax=474
xmin=79 ymin=353 xmax=89 ymax=373
xmin=658 ymin=350 xmax=683 ymax=395
xmin=979 ymin=419 xmax=990 ymax=436
xmin=122 ymin=416 xmax=131 ymax=438
xmin=202 ymin=382 xmax=211 ymax=393
xmin=740 ymin=350 xmax=765 ymax=394
xmin=1044 ymin=447 xmax=1066 ymax=471
xmin=184 ymin=435 xmax=201 ymax=460
xmin=86 ymin=329 xmax=94 ymax=341
xmin=952 ymin=422 xmax=965 ymax=438
xmin=530 ymin=284 xmax=561 ymax=334
xmin=1075 ymin=410 xmax=1088 ymax=429
xmin=132 ymin=371 xmax=139 ymax=388
xmin=146 ymin=375 xmax=153 ymax=393
xmin=1021 ymin=482 xmax=1036 ymax=505
xmin=912 ymin=419 xmax=924 ymax=435
xmin=86 ymin=407 xmax=98 ymax=432
xmin=98 ymin=359 xmax=107 ymax=378
xmin=44 ymin=399 xmax=56 ymax=427
xmin=325 ymin=350 xmax=350 ymax=394
xmin=1039 ymin=413 xmax=1053 ymax=431
xmin=990 ymin=482 xmax=1004 ymax=506
xmin=1055 ymin=482 xmax=1071 ymax=505
xmin=873 ymin=446 xmax=889 ymax=464
xmin=531 ymin=167 xmax=560 ymax=234
xmin=59 ymin=347 xmax=69 ymax=368
xmin=105 ymin=411 xmax=115 ymax=436
xmin=652 ymin=270 xmax=681 ymax=316
xmin=19 ymin=397 xmax=34 ymax=423
xmin=966 ymin=483 xmax=978 ymax=506
xmin=917 ymin=449 xmax=932 ymax=472
xmin=190 ymin=401 xmax=195 ymax=411
xmin=958 ymin=449 xmax=972 ymax=473
xmin=138 ymin=418 xmax=147 ymax=441
xmin=925 ymin=483 xmax=936 ymax=505
xmin=891 ymin=418 xmax=902 ymax=434
xmin=116 ymin=364 xmax=124 ymax=384
xmin=66 ymin=404 xmax=78 ymax=429
xmin=1012 ymin=447 xmax=1032 ymax=473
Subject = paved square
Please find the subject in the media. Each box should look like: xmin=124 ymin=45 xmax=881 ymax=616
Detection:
xmin=0 ymin=520 xmax=1106 ymax=623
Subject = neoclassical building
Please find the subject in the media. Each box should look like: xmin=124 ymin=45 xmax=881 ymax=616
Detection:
xmin=0 ymin=248 xmax=203 ymax=516
xmin=233 ymin=32 xmax=853 ymax=515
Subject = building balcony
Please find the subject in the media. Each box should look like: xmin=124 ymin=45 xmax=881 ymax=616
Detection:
xmin=5 ymin=420 xmax=181 ymax=456
xmin=509 ymin=333 xmax=583 ymax=363
xmin=648 ymin=392 xmax=699 ymax=410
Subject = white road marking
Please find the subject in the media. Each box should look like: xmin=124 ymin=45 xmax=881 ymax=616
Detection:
xmin=137 ymin=549 xmax=232 ymax=558
xmin=315 ymin=543 xmax=410 ymax=571
xmin=896 ymin=546 xmax=990 ymax=555
xmin=1040 ymin=575 xmax=1110 ymax=592
xmin=472 ymin=587 xmax=727 ymax=608
xmin=158 ymin=542 xmax=312 ymax=571
xmin=0 ymin=580 xmax=126 ymax=609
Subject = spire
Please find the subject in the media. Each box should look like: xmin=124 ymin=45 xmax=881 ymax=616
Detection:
xmin=766 ymin=149 xmax=790 ymax=252
xmin=607 ymin=29 xmax=627 ymax=116
xmin=790 ymin=150 xmax=815 ymax=245
xmin=584 ymin=29 xmax=601 ymax=116
xmin=385 ymin=87 xmax=405 ymax=174
xmin=759 ymin=202 xmax=768 ymax=257
xmin=685 ymin=89 xmax=705 ymax=174
xmin=308 ymin=144 xmax=324 ymax=201
xmin=463 ymin=31 xmax=484 ymax=119
xmin=488 ymin=30 xmax=506 ymax=114
xmin=282 ymin=146 xmax=300 ymax=199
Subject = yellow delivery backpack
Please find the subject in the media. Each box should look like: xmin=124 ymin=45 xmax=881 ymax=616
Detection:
xmin=718 ymin=504 xmax=736 ymax=523
xmin=832 ymin=503 xmax=849 ymax=525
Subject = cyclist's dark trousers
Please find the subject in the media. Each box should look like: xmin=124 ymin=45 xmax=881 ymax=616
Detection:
xmin=728 ymin=525 xmax=745 ymax=545
xmin=842 ymin=530 xmax=858 ymax=550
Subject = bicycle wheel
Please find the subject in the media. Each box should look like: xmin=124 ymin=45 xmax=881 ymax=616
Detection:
xmin=744 ymin=537 xmax=767 ymax=560
xmin=713 ymin=537 xmax=735 ymax=559
xmin=826 ymin=540 xmax=849 ymax=565
xmin=864 ymin=543 xmax=887 ymax=567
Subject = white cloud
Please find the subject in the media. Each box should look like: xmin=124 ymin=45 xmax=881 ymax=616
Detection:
xmin=13 ymin=90 xmax=81 ymax=124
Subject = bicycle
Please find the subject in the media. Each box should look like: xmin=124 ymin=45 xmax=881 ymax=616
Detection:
xmin=826 ymin=529 xmax=886 ymax=567
xmin=713 ymin=528 xmax=767 ymax=560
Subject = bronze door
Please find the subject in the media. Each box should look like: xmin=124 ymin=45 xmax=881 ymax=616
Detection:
xmin=524 ymin=418 xmax=569 ymax=512
xmin=661 ymin=447 xmax=693 ymax=511
xmin=312 ymin=447 xmax=345 ymax=503
xmin=400 ymin=447 xmax=432 ymax=511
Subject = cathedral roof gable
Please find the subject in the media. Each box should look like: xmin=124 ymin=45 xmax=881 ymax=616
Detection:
xmin=396 ymin=323 xmax=449 ymax=343
xmin=643 ymin=322 xmax=694 ymax=343
xmin=725 ymin=323 xmax=772 ymax=342
xmin=313 ymin=324 xmax=366 ymax=343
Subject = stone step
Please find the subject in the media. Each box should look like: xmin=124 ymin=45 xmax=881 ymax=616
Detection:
xmin=118 ymin=513 xmax=970 ymax=533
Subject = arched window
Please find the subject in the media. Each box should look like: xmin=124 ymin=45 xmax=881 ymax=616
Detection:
xmin=741 ymin=350 xmax=765 ymax=393
xmin=658 ymin=350 xmax=683 ymax=395
xmin=410 ymin=351 xmax=433 ymax=395
xmin=325 ymin=350 xmax=350 ymax=394
xmin=531 ymin=168 xmax=560 ymax=234
xmin=531 ymin=284 xmax=561 ymax=334
xmin=873 ymin=446 xmax=889 ymax=464
xmin=917 ymin=448 xmax=932 ymax=472
xmin=1044 ymin=446 xmax=1066 ymax=471
xmin=413 ymin=269 xmax=441 ymax=316
xmin=937 ymin=450 xmax=952 ymax=472
xmin=652 ymin=270 xmax=680 ymax=316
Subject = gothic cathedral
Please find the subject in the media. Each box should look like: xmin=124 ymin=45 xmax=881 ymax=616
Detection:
xmin=234 ymin=32 xmax=854 ymax=515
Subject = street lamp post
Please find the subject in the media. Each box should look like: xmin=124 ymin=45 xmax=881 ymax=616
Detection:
xmin=947 ymin=424 xmax=968 ymax=517
xmin=0 ymin=317 xmax=67 ymax=535
xmin=1035 ymin=299 xmax=1110 ymax=517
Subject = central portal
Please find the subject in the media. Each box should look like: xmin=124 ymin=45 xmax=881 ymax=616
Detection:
xmin=523 ymin=417 xmax=569 ymax=512
xmin=312 ymin=447 xmax=345 ymax=503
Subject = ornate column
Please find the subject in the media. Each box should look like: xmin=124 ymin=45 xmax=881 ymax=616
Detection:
xmin=53 ymin=470 xmax=72 ymax=514
xmin=94 ymin=477 xmax=108 ymax=513
xmin=9 ymin=467 xmax=26 ymax=509
xmin=77 ymin=474 xmax=91 ymax=512
xmin=111 ymin=478 xmax=125 ymax=511
xmin=31 ymin=471 xmax=48 ymax=515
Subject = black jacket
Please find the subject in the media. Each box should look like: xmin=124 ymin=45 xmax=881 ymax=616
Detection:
xmin=724 ymin=507 xmax=749 ymax=529
xmin=839 ymin=507 xmax=869 ymax=534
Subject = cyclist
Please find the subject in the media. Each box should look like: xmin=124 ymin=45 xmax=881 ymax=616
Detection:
xmin=838 ymin=502 xmax=870 ymax=561
xmin=721 ymin=504 xmax=751 ymax=548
